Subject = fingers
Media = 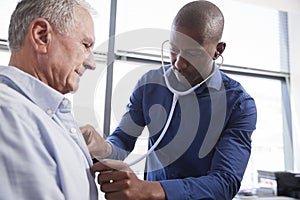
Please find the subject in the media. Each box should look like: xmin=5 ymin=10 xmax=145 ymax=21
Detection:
xmin=80 ymin=124 xmax=94 ymax=143
xmin=99 ymin=172 xmax=131 ymax=192
xmin=91 ymin=159 xmax=135 ymax=189
xmin=80 ymin=124 xmax=103 ymax=146
xmin=103 ymin=191 xmax=127 ymax=200
xmin=80 ymin=125 xmax=112 ymax=159
xmin=98 ymin=169 xmax=131 ymax=184
xmin=91 ymin=159 xmax=130 ymax=174
xmin=80 ymin=124 xmax=96 ymax=136
xmin=91 ymin=160 xmax=149 ymax=200
xmin=91 ymin=161 xmax=113 ymax=174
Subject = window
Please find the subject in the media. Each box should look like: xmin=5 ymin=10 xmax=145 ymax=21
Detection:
xmin=0 ymin=0 xmax=17 ymax=39
xmin=115 ymin=0 xmax=286 ymax=72
xmin=227 ymin=74 xmax=286 ymax=189
xmin=0 ymin=50 xmax=10 ymax=66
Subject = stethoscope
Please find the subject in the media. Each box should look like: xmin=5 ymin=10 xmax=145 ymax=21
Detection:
xmin=127 ymin=40 xmax=224 ymax=166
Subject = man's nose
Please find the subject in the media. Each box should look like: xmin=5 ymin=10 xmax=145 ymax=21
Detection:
xmin=83 ymin=53 xmax=96 ymax=70
xmin=174 ymin=54 xmax=188 ymax=72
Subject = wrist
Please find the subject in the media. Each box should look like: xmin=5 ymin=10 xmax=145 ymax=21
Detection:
xmin=93 ymin=142 xmax=112 ymax=160
xmin=144 ymin=181 xmax=166 ymax=200
xmin=103 ymin=142 xmax=112 ymax=158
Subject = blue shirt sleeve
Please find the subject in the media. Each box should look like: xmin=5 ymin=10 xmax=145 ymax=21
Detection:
xmin=107 ymin=78 xmax=146 ymax=160
xmin=107 ymin=68 xmax=257 ymax=200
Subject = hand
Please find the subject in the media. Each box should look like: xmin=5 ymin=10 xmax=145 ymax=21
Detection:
xmin=80 ymin=124 xmax=112 ymax=160
xmin=91 ymin=159 xmax=166 ymax=200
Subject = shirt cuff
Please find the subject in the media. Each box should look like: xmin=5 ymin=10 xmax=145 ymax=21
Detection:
xmin=160 ymin=179 xmax=186 ymax=200
xmin=105 ymin=141 xmax=129 ymax=160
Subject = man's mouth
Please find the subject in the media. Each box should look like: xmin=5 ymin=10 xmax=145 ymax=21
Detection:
xmin=75 ymin=68 xmax=84 ymax=77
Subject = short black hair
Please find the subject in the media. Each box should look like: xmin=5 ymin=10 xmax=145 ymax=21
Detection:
xmin=172 ymin=0 xmax=224 ymax=44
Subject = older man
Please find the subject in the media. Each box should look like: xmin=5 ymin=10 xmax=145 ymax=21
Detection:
xmin=0 ymin=0 xmax=98 ymax=199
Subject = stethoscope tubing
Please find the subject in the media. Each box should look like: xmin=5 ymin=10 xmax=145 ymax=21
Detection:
xmin=127 ymin=40 xmax=223 ymax=166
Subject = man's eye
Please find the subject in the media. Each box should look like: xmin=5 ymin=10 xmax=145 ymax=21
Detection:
xmin=83 ymin=43 xmax=92 ymax=49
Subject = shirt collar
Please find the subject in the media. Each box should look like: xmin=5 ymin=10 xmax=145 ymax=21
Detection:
xmin=0 ymin=66 xmax=64 ymax=116
xmin=205 ymin=62 xmax=222 ymax=91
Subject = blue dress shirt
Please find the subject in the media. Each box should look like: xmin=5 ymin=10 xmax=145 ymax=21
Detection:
xmin=0 ymin=66 xmax=98 ymax=200
xmin=107 ymin=64 xmax=257 ymax=200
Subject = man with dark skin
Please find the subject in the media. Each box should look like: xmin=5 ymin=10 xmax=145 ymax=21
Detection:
xmin=82 ymin=1 xmax=257 ymax=199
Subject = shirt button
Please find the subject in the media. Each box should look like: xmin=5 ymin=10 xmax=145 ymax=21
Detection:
xmin=70 ymin=127 xmax=77 ymax=134
xmin=62 ymin=99 xmax=69 ymax=106
xmin=46 ymin=109 xmax=53 ymax=116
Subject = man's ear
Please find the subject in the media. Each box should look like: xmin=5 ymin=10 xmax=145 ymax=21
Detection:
xmin=29 ymin=18 xmax=52 ymax=53
xmin=213 ymin=42 xmax=226 ymax=60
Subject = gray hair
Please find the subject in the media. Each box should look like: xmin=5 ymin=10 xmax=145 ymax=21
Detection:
xmin=8 ymin=0 xmax=94 ymax=50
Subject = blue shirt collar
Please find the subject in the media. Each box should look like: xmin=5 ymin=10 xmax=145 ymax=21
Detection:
xmin=0 ymin=65 xmax=64 ymax=116
xmin=205 ymin=62 xmax=222 ymax=91
xmin=165 ymin=62 xmax=222 ymax=93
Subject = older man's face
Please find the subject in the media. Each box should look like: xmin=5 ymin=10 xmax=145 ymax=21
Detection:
xmin=45 ymin=7 xmax=96 ymax=94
